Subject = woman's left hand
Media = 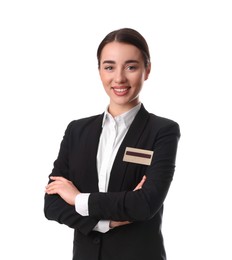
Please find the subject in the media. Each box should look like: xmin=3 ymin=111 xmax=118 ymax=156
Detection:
xmin=45 ymin=176 xmax=80 ymax=205
xmin=110 ymin=175 xmax=147 ymax=229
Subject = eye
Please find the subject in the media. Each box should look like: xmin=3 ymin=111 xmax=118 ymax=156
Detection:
xmin=104 ymin=66 xmax=114 ymax=71
xmin=126 ymin=65 xmax=137 ymax=71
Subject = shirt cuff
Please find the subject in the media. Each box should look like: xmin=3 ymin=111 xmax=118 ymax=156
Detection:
xmin=75 ymin=193 xmax=90 ymax=216
xmin=93 ymin=220 xmax=111 ymax=233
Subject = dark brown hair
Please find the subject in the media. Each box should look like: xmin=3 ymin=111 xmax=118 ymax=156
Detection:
xmin=97 ymin=28 xmax=151 ymax=68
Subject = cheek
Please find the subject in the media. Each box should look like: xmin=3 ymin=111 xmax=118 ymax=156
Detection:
xmin=101 ymin=78 xmax=110 ymax=89
xmin=100 ymin=71 xmax=111 ymax=84
xmin=100 ymin=76 xmax=112 ymax=93
xmin=132 ymin=74 xmax=145 ymax=87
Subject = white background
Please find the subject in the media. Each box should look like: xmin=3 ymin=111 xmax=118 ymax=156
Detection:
xmin=0 ymin=0 xmax=231 ymax=259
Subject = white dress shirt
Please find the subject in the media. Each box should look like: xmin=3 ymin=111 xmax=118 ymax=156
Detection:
xmin=75 ymin=103 xmax=141 ymax=232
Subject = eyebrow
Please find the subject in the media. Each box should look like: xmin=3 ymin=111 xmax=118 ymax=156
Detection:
xmin=102 ymin=60 xmax=139 ymax=64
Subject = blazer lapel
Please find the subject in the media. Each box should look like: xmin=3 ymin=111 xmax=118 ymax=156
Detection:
xmin=107 ymin=105 xmax=150 ymax=192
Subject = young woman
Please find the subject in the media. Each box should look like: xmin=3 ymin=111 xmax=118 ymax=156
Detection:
xmin=44 ymin=28 xmax=180 ymax=260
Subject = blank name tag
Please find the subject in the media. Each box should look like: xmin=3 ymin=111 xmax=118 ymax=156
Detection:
xmin=123 ymin=147 xmax=154 ymax=166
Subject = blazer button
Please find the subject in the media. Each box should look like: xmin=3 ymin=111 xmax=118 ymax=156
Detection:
xmin=93 ymin=237 xmax=101 ymax=244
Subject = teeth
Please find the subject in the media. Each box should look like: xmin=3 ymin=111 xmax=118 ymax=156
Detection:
xmin=114 ymin=88 xmax=127 ymax=92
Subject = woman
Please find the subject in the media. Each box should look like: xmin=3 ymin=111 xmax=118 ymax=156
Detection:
xmin=44 ymin=28 xmax=180 ymax=260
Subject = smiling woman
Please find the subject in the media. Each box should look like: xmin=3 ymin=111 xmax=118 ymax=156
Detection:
xmin=44 ymin=28 xmax=180 ymax=260
xmin=98 ymin=41 xmax=150 ymax=116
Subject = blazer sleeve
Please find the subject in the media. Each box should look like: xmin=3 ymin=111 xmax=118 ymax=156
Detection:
xmin=44 ymin=122 xmax=98 ymax=235
xmin=88 ymin=122 xmax=180 ymax=222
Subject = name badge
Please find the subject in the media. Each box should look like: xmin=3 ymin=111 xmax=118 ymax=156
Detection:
xmin=123 ymin=147 xmax=154 ymax=166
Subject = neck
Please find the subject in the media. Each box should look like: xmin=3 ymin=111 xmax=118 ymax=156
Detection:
xmin=108 ymin=101 xmax=140 ymax=117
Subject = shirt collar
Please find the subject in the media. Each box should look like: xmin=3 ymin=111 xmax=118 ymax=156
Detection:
xmin=102 ymin=103 xmax=142 ymax=128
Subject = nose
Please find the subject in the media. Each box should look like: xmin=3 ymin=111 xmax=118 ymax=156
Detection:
xmin=114 ymin=68 xmax=126 ymax=83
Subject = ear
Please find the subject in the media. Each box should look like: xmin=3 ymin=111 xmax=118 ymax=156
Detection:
xmin=144 ymin=63 xmax=151 ymax=81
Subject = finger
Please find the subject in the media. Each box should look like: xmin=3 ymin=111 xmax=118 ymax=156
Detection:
xmin=133 ymin=175 xmax=147 ymax=191
xmin=45 ymin=181 xmax=63 ymax=193
xmin=46 ymin=180 xmax=61 ymax=189
xmin=45 ymin=181 xmax=63 ymax=192
xmin=50 ymin=176 xmax=68 ymax=182
xmin=45 ymin=185 xmax=58 ymax=194
xmin=140 ymin=175 xmax=147 ymax=185
xmin=45 ymin=189 xmax=58 ymax=195
xmin=134 ymin=183 xmax=142 ymax=191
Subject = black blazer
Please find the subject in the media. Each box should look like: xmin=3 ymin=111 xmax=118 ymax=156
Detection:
xmin=44 ymin=104 xmax=180 ymax=260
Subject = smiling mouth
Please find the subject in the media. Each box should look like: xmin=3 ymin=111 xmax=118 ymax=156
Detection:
xmin=111 ymin=87 xmax=131 ymax=95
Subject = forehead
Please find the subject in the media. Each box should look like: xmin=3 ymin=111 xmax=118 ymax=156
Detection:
xmin=100 ymin=42 xmax=143 ymax=62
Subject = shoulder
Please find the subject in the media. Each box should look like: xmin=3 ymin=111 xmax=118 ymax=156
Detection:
xmin=141 ymin=105 xmax=180 ymax=136
xmin=70 ymin=114 xmax=102 ymax=127
xmin=149 ymin=113 xmax=180 ymax=137
xmin=64 ymin=113 xmax=103 ymax=135
xmin=149 ymin=112 xmax=179 ymax=128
